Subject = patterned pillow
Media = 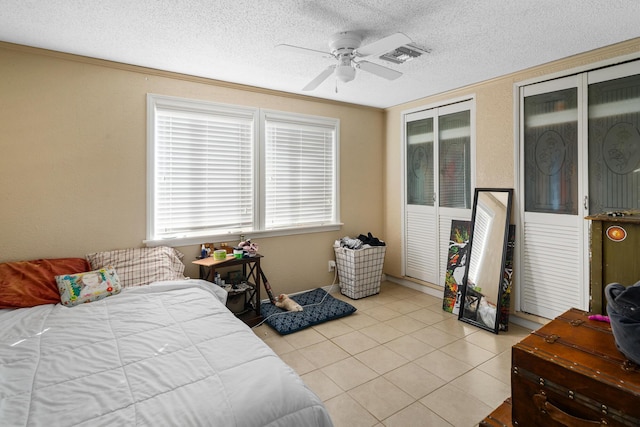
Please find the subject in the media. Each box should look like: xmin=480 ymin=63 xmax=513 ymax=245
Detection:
xmin=56 ymin=266 xmax=121 ymax=306
xmin=85 ymin=246 xmax=186 ymax=288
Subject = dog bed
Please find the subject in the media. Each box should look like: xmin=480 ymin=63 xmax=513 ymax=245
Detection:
xmin=260 ymin=288 xmax=356 ymax=335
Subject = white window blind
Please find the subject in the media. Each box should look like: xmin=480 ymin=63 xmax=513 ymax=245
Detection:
xmin=152 ymin=100 xmax=255 ymax=239
xmin=147 ymin=95 xmax=340 ymax=244
xmin=264 ymin=114 xmax=337 ymax=229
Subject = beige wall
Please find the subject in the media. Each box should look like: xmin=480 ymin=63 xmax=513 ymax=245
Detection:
xmin=383 ymin=38 xmax=640 ymax=283
xmin=3 ymin=38 xmax=639 ymax=296
xmin=0 ymin=43 xmax=385 ymax=295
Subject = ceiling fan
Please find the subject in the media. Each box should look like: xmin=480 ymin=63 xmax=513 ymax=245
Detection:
xmin=277 ymin=31 xmax=412 ymax=91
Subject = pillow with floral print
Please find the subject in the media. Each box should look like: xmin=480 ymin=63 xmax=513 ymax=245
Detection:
xmin=55 ymin=266 xmax=121 ymax=306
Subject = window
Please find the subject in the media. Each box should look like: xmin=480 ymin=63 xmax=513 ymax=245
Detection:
xmin=438 ymin=109 xmax=471 ymax=209
xmin=523 ymin=87 xmax=578 ymax=215
xmin=263 ymin=111 xmax=338 ymax=229
xmin=406 ymin=117 xmax=434 ymax=206
xmin=146 ymin=95 xmax=339 ymax=245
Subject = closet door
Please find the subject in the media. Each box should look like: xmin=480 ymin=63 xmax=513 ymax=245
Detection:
xmin=404 ymin=101 xmax=473 ymax=285
xmin=519 ymin=75 xmax=588 ymax=319
xmin=405 ymin=110 xmax=437 ymax=282
xmin=517 ymin=62 xmax=640 ymax=319
xmin=436 ymin=104 xmax=473 ymax=286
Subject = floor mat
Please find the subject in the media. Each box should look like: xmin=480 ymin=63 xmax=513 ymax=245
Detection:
xmin=260 ymin=288 xmax=356 ymax=335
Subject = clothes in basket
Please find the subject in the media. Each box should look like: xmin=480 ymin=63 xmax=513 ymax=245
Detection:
xmin=334 ymin=234 xmax=386 ymax=299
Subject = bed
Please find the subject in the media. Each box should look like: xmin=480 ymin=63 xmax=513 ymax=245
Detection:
xmin=0 ymin=248 xmax=333 ymax=427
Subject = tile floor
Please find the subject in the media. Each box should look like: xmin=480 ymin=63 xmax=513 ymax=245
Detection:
xmin=252 ymin=281 xmax=532 ymax=427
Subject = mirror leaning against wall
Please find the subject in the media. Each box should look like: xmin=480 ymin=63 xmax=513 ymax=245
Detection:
xmin=458 ymin=188 xmax=513 ymax=334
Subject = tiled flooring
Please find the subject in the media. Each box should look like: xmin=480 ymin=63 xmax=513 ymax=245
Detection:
xmin=252 ymin=281 xmax=532 ymax=427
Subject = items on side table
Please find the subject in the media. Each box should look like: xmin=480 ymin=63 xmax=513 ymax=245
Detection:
xmin=192 ymin=254 xmax=264 ymax=325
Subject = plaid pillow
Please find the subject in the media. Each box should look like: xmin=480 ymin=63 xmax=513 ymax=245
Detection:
xmin=86 ymin=247 xmax=185 ymax=288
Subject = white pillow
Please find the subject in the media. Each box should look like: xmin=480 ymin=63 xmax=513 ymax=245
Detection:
xmin=86 ymin=247 xmax=186 ymax=288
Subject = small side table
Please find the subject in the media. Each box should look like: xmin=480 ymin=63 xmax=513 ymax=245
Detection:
xmin=192 ymin=254 xmax=263 ymax=322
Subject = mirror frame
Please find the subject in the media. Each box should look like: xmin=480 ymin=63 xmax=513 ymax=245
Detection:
xmin=458 ymin=188 xmax=513 ymax=334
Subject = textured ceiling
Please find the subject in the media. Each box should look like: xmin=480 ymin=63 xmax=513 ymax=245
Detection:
xmin=1 ymin=1 xmax=639 ymax=108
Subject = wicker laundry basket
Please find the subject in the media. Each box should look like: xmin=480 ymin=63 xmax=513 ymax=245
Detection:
xmin=334 ymin=245 xmax=386 ymax=299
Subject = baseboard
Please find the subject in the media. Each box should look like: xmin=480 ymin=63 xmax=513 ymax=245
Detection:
xmin=507 ymin=314 xmax=545 ymax=331
xmin=385 ymin=275 xmax=545 ymax=331
xmin=385 ymin=276 xmax=443 ymax=298
xmin=259 ymin=276 xmax=544 ymax=331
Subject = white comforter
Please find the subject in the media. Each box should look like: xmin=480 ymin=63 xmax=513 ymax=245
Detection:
xmin=0 ymin=280 xmax=333 ymax=427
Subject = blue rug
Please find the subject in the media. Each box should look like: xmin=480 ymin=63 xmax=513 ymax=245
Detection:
xmin=260 ymin=288 xmax=357 ymax=335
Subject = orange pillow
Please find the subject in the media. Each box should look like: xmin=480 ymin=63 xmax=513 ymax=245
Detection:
xmin=0 ymin=258 xmax=90 ymax=308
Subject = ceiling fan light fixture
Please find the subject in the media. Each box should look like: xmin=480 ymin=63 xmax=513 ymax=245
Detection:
xmin=335 ymin=65 xmax=356 ymax=83
xmin=284 ymin=31 xmax=411 ymax=91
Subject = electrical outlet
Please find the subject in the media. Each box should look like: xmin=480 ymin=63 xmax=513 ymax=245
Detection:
xmin=328 ymin=260 xmax=336 ymax=272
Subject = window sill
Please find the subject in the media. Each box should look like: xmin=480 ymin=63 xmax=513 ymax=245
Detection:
xmin=144 ymin=223 xmax=343 ymax=248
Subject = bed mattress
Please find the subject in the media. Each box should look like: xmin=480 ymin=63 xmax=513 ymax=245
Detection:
xmin=0 ymin=280 xmax=333 ymax=426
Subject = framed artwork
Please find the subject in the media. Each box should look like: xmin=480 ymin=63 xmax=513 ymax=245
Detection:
xmin=498 ymin=224 xmax=516 ymax=331
xmin=442 ymin=220 xmax=471 ymax=314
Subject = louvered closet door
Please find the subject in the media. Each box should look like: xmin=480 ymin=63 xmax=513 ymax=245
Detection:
xmin=405 ymin=111 xmax=437 ymax=282
xmin=404 ymin=102 xmax=473 ymax=285
xmin=519 ymin=75 xmax=588 ymax=319
xmin=436 ymin=105 xmax=473 ymax=286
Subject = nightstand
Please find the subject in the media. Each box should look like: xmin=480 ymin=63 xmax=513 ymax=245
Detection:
xmin=192 ymin=254 xmax=263 ymax=325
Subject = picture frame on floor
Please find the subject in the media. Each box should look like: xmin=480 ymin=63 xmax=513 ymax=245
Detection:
xmin=442 ymin=219 xmax=471 ymax=315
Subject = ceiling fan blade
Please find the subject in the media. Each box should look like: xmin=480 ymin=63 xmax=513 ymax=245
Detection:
xmin=355 ymin=32 xmax=412 ymax=58
xmin=302 ymin=66 xmax=336 ymax=91
xmin=276 ymin=44 xmax=332 ymax=58
xmin=357 ymin=61 xmax=402 ymax=80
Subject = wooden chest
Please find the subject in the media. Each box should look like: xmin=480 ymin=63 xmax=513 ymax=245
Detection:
xmin=512 ymin=308 xmax=640 ymax=426
xmin=480 ymin=398 xmax=512 ymax=427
